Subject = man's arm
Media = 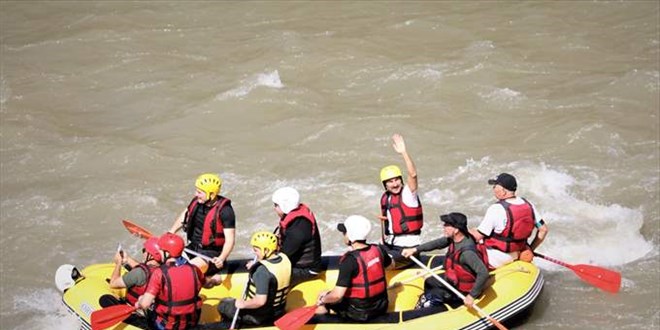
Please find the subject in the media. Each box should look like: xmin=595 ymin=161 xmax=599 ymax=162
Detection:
xmin=469 ymin=228 xmax=486 ymax=242
xmin=530 ymin=221 xmax=548 ymax=250
xmin=319 ymin=254 xmax=357 ymax=304
xmin=137 ymin=270 xmax=161 ymax=309
xmin=236 ymin=294 xmax=268 ymax=309
xmin=236 ymin=266 xmax=269 ymax=309
xmin=169 ymin=209 xmax=186 ymax=234
xmin=215 ymin=228 xmax=235 ymax=268
xmin=319 ymin=286 xmax=348 ymax=305
xmin=471 ymin=204 xmax=503 ymax=243
xmin=137 ymin=293 xmax=155 ymax=309
xmin=109 ymin=251 xmax=127 ymax=289
xmin=461 ymin=251 xmax=490 ymax=307
xmin=392 ymin=134 xmax=418 ymax=193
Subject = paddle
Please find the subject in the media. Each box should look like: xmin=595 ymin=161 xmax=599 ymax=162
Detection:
xmin=387 ymin=264 xmax=443 ymax=289
xmin=121 ymin=219 xmax=213 ymax=262
xmin=230 ymin=256 xmax=258 ymax=329
xmin=533 ymin=252 xmax=621 ymax=293
xmin=274 ymin=304 xmax=318 ymax=330
xmin=410 ymin=256 xmax=508 ymax=330
xmin=90 ymin=304 xmax=136 ymax=330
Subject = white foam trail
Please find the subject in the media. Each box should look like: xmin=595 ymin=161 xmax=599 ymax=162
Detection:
xmin=521 ymin=164 xmax=653 ymax=266
xmin=1 ymin=76 xmax=9 ymax=105
xmin=10 ymin=288 xmax=81 ymax=330
xmin=478 ymin=87 xmax=525 ymax=103
xmin=423 ymin=160 xmax=653 ymax=268
xmin=216 ymin=70 xmax=284 ymax=100
xmin=381 ymin=64 xmax=445 ymax=83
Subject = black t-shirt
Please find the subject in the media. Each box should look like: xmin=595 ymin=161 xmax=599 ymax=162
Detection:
xmin=280 ymin=218 xmax=312 ymax=262
xmin=279 ymin=217 xmax=322 ymax=272
xmin=336 ymin=244 xmax=392 ymax=287
xmin=190 ymin=199 xmax=235 ymax=246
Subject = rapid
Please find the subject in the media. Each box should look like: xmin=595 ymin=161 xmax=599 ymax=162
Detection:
xmin=1 ymin=2 xmax=658 ymax=329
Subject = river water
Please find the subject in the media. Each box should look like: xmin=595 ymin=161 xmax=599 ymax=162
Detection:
xmin=1 ymin=2 xmax=658 ymax=329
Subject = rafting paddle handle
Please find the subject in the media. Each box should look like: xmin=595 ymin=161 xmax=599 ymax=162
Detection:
xmin=533 ymin=252 xmax=621 ymax=293
xmin=230 ymin=256 xmax=258 ymax=330
xmin=387 ymin=264 xmax=444 ymax=289
xmin=410 ymin=256 xmax=508 ymax=330
xmin=122 ymin=219 xmax=213 ymax=262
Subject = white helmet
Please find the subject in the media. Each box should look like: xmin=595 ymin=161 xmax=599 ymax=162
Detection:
xmin=338 ymin=215 xmax=372 ymax=242
xmin=272 ymin=187 xmax=300 ymax=214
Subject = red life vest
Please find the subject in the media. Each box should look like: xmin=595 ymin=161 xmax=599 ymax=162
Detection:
xmin=124 ymin=264 xmax=156 ymax=306
xmin=343 ymin=245 xmax=387 ymax=299
xmin=277 ymin=203 xmax=322 ymax=272
xmin=484 ymin=198 xmax=536 ymax=253
xmin=380 ymin=191 xmax=423 ymax=235
xmin=184 ymin=197 xmax=230 ymax=248
xmin=153 ymin=263 xmax=203 ymax=330
xmin=444 ymin=241 xmax=490 ymax=293
xmin=278 ymin=203 xmax=317 ymax=236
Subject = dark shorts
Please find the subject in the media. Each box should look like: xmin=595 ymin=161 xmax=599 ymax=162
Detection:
xmin=326 ymin=297 xmax=388 ymax=322
xmin=217 ymin=298 xmax=269 ymax=326
xmin=186 ymin=244 xmax=222 ymax=276
xmin=290 ymin=267 xmax=319 ymax=287
xmin=422 ymin=276 xmax=464 ymax=309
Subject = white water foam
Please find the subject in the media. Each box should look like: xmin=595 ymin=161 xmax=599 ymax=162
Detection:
xmin=9 ymin=288 xmax=81 ymax=330
xmin=422 ymin=159 xmax=653 ymax=268
xmin=215 ymin=70 xmax=284 ymax=100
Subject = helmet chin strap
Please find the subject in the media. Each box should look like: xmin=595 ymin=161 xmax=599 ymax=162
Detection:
xmin=264 ymin=248 xmax=273 ymax=259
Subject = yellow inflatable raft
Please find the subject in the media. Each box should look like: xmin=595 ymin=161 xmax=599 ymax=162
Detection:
xmin=56 ymin=255 xmax=543 ymax=329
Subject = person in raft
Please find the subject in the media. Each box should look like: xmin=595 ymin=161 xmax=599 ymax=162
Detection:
xmin=270 ymin=186 xmax=323 ymax=286
xmin=315 ymin=215 xmax=393 ymax=322
xmin=378 ymin=134 xmax=424 ymax=268
xmin=169 ymin=173 xmax=236 ymax=286
xmin=470 ymin=173 xmax=549 ymax=268
xmin=136 ymin=233 xmax=204 ymax=330
xmin=217 ymin=231 xmax=292 ymax=327
xmin=402 ymin=212 xmax=490 ymax=311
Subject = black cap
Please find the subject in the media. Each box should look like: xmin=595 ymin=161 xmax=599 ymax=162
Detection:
xmin=488 ymin=173 xmax=517 ymax=191
xmin=337 ymin=223 xmax=347 ymax=234
xmin=440 ymin=212 xmax=470 ymax=236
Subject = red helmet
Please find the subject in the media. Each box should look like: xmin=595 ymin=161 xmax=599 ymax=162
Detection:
xmin=158 ymin=233 xmax=184 ymax=258
xmin=143 ymin=237 xmax=162 ymax=262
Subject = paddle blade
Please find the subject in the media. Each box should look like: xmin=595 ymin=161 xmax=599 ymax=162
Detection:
xmin=274 ymin=305 xmax=317 ymax=330
xmin=122 ymin=219 xmax=153 ymax=239
xmin=91 ymin=305 xmax=136 ymax=330
xmin=570 ymin=263 xmax=622 ymax=293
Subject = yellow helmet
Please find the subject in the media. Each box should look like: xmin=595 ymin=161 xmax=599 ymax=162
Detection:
xmin=380 ymin=165 xmax=402 ymax=182
xmin=251 ymin=231 xmax=278 ymax=258
xmin=195 ymin=173 xmax=222 ymax=200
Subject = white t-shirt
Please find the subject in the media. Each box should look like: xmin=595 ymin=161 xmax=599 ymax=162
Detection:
xmin=384 ymin=185 xmax=421 ymax=247
xmin=477 ymin=197 xmax=542 ymax=236
xmin=478 ymin=197 xmax=542 ymax=268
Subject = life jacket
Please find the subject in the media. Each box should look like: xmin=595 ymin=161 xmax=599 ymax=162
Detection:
xmin=245 ymin=254 xmax=292 ymax=320
xmin=444 ymin=240 xmax=490 ymax=293
xmin=343 ymin=245 xmax=387 ymax=299
xmin=278 ymin=203 xmax=317 ymax=236
xmin=183 ymin=196 xmax=230 ymax=248
xmin=380 ymin=191 xmax=423 ymax=235
xmin=484 ymin=198 xmax=536 ymax=253
xmin=124 ymin=263 xmax=156 ymax=306
xmin=277 ymin=204 xmax=321 ymax=270
xmin=153 ymin=263 xmax=203 ymax=330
